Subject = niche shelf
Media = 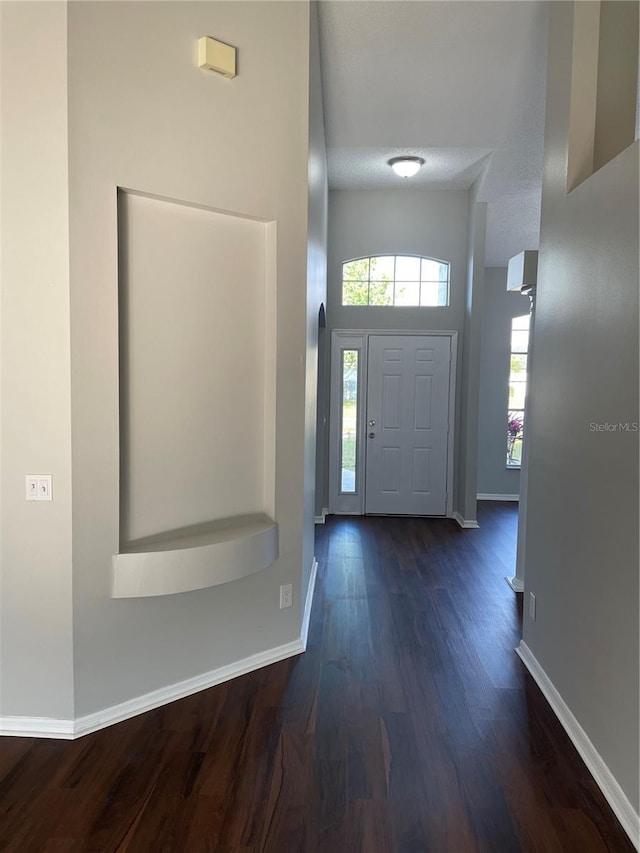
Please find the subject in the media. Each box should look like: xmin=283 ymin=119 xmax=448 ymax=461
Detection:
xmin=114 ymin=189 xmax=278 ymax=600
xmin=112 ymin=514 xmax=278 ymax=598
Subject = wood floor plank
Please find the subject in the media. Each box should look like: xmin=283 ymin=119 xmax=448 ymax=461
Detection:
xmin=0 ymin=504 xmax=634 ymax=852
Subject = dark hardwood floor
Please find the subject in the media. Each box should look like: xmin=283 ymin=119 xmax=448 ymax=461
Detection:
xmin=0 ymin=503 xmax=634 ymax=852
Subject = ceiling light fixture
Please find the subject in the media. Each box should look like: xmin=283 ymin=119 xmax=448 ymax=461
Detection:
xmin=388 ymin=156 xmax=425 ymax=178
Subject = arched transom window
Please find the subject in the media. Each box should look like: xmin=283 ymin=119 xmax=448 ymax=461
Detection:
xmin=342 ymin=255 xmax=450 ymax=307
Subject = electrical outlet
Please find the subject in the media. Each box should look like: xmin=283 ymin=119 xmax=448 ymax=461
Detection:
xmin=280 ymin=583 xmax=293 ymax=609
xmin=529 ymin=592 xmax=536 ymax=621
xmin=26 ymin=474 xmax=52 ymax=501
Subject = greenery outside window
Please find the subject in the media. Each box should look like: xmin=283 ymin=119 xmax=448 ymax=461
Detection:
xmin=507 ymin=314 xmax=530 ymax=467
xmin=342 ymin=255 xmax=450 ymax=306
xmin=340 ymin=349 xmax=358 ymax=493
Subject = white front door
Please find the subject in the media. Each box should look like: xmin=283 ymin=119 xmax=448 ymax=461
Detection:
xmin=364 ymin=334 xmax=451 ymax=515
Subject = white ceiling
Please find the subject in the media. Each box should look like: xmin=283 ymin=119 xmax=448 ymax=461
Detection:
xmin=317 ymin=0 xmax=550 ymax=267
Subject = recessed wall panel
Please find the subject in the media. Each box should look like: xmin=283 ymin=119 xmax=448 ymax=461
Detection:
xmin=119 ymin=191 xmax=270 ymax=544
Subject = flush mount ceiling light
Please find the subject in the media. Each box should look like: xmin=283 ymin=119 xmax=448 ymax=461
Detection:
xmin=388 ymin=156 xmax=425 ymax=178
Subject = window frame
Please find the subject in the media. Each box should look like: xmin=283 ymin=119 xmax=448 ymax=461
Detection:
xmin=507 ymin=313 xmax=530 ymax=469
xmin=339 ymin=348 xmax=359 ymax=494
xmin=341 ymin=254 xmax=450 ymax=308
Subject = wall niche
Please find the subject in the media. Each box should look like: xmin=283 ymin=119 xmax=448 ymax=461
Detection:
xmin=113 ymin=189 xmax=277 ymax=597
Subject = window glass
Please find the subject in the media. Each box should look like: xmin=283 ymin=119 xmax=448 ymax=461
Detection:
xmin=340 ymin=350 xmax=358 ymax=493
xmin=369 ymin=256 xmax=395 ymax=281
xmin=343 ymin=258 xmax=369 ymax=282
xmin=343 ymin=281 xmax=369 ymax=305
xmin=420 ymin=281 xmax=441 ymax=306
xmin=510 ymin=354 xmax=527 ymax=380
xmin=395 ymin=256 xmax=421 ymax=281
xmin=512 ymin=315 xmax=530 ymax=331
xmin=509 ymin=383 xmax=527 ymax=410
xmin=511 ymin=329 xmax=529 ymax=352
xmin=421 ymin=258 xmax=449 ymax=283
xmin=369 ymin=281 xmax=393 ymax=305
xmin=342 ymin=255 xmax=450 ymax=307
xmin=507 ymin=314 xmax=530 ymax=467
xmin=395 ymin=282 xmax=420 ymax=306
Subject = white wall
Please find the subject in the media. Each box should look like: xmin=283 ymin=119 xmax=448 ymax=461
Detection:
xmin=322 ymin=188 xmax=469 ymax=511
xmin=477 ymin=267 xmax=529 ymax=496
xmin=1 ymin=0 xmax=321 ymax=723
xmin=523 ymin=0 xmax=639 ymax=813
xmin=0 ymin=1 xmax=75 ymax=719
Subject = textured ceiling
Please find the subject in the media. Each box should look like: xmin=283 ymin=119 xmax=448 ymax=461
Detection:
xmin=318 ymin=0 xmax=550 ymax=266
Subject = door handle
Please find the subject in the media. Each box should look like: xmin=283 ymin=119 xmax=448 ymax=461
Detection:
xmin=368 ymin=432 xmax=376 ymax=439
xmin=369 ymin=419 xmax=376 ymax=426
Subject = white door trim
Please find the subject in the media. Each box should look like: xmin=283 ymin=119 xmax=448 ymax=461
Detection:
xmin=328 ymin=330 xmax=458 ymax=517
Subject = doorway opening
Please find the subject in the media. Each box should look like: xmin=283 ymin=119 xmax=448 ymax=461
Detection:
xmin=328 ymin=330 xmax=457 ymax=517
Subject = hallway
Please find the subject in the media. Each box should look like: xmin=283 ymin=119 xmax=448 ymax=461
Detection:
xmin=0 ymin=504 xmax=633 ymax=851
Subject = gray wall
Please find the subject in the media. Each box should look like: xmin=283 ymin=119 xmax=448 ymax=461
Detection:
xmin=327 ymin=189 xmax=468 ymax=334
xmin=455 ymin=180 xmax=486 ymax=522
xmin=1 ymin=0 xmax=321 ymax=721
xmin=68 ymin=0 xmax=315 ymax=717
xmin=477 ymin=267 xmax=529 ymax=496
xmin=593 ymin=1 xmax=639 ymax=172
xmin=119 ymin=192 xmax=272 ymax=545
xmin=0 ymin=1 xmax=75 ymax=719
xmin=305 ymin=1 xmax=328 ymax=581
xmin=523 ymin=1 xmax=639 ymax=811
xmin=321 ymin=188 xmax=470 ymax=512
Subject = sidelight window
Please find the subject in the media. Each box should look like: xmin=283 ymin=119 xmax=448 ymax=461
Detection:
xmin=507 ymin=314 xmax=530 ymax=467
xmin=340 ymin=350 xmax=359 ymax=493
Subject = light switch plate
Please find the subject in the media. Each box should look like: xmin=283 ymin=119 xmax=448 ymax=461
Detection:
xmin=26 ymin=474 xmax=52 ymax=501
xmin=279 ymin=583 xmax=293 ymax=609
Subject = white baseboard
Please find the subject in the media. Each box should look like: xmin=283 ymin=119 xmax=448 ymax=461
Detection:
xmin=453 ymin=511 xmax=480 ymax=529
xmin=314 ymin=508 xmax=329 ymax=524
xmin=1 ymin=562 xmax=322 ymax=742
xmin=505 ymin=575 xmax=524 ymax=592
xmin=301 ymin=557 xmax=318 ymax=649
xmin=0 ymin=716 xmax=76 ymax=739
xmin=1 ymin=636 xmax=306 ymax=741
xmin=516 ymin=642 xmax=640 ymax=850
xmin=477 ymin=493 xmax=519 ymax=501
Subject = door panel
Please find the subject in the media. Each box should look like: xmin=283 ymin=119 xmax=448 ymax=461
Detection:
xmin=412 ymin=447 xmax=431 ymax=493
xmin=381 ymin=446 xmax=401 ymax=493
xmin=382 ymin=374 xmax=402 ymax=429
xmin=414 ymin=375 xmax=433 ymax=429
xmin=365 ymin=334 xmax=450 ymax=515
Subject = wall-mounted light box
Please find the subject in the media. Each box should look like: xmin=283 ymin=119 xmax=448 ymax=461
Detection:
xmin=507 ymin=250 xmax=538 ymax=293
xmin=198 ymin=36 xmax=236 ymax=79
